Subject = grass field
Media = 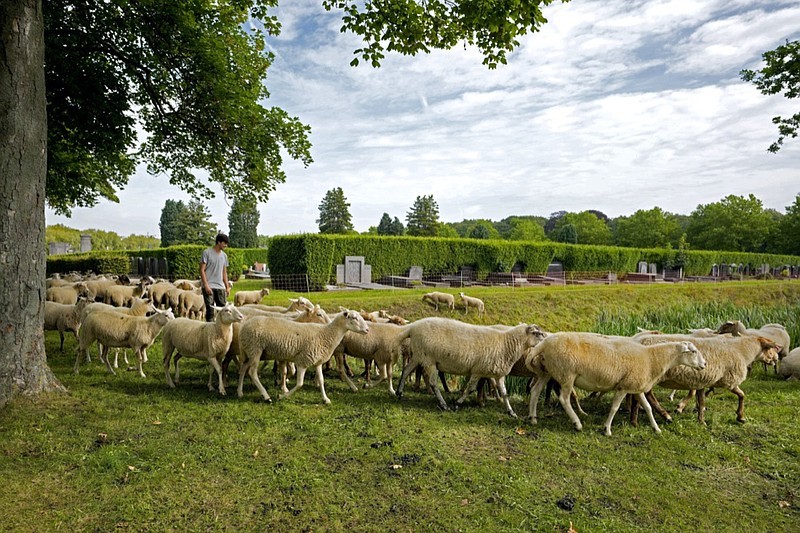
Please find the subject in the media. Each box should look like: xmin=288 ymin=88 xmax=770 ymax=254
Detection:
xmin=2 ymin=281 xmax=799 ymax=531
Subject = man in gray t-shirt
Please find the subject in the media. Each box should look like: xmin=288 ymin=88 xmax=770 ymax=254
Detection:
xmin=200 ymin=233 xmax=230 ymax=321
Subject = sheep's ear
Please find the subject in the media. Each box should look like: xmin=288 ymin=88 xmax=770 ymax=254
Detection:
xmin=338 ymin=306 xmax=347 ymax=312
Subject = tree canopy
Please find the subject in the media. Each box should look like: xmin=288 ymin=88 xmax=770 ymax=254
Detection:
xmin=686 ymin=194 xmax=778 ymax=252
xmin=43 ymin=0 xmax=313 ymax=215
xmin=317 ymin=187 xmax=354 ymax=234
xmin=228 ymin=197 xmax=260 ymax=248
xmin=741 ymin=39 xmax=800 ymax=153
xmin=614 ymin=207 xmax=681 ymax=249
xmin=406 ymin=195 xmax=441 ymax=237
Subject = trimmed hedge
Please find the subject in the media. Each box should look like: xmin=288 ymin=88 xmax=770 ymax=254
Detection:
xmin=267 ymin=234 xmax=800 ymax=290
xmin=46 ymin=246 xmax=268 ymax=280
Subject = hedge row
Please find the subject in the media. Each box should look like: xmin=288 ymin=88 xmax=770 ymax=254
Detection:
xmin=46 ymin=246 xmax=268 ymax=280
xmin=267 ymin=234 xmax=800 ymax=290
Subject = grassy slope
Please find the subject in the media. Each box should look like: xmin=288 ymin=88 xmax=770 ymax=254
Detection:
xmin=1 ymin=281 xmax=799 ymax=532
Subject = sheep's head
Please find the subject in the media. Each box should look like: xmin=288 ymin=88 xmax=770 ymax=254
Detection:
xmin=341 ymin=308 xmax=369 ymax=335
xmin=215 ymin=303 xmax=245 ymax=324
xmin=679 ymin=341 xmax=706 ymax=370
xmin=756 ymin=337 xmax=781 ymax=364
xmin=525 ymin=324 xmax=548 ymax=347
xmin=715 ymin=320 xmax=745 ymax=336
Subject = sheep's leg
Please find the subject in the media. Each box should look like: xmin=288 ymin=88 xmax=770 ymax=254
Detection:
xmin=572 ymin=390 xmax=587 ymax=416
xmin=453 ymin=375 xmax=481 ymax=409
xmin=100 ymin=345 xmax=117 ymax=376
xmin=383 ymin=363 xmax=395 ymax=395
xmin=495 ymin=377 xmax=516 ymax=418
xmin=315 ymin=365 xmax=330 ymax=404
xmin=557 ymin=380 xmax=582 ymax=431
xmin=59 ymin=331 xmax=66 ymax=352
xmin=695 ymin=389 xmax=707 ymax=426
xmin=668 ymin=389 xmax=677 ymax=402
xmin=424 ymin=364 xmax=449 ymax=411
xmin=142 ymin=348 xmax=148 ymax=364
xmin=242 ymin=356 xmax=271 ymax=402
xmin=334 ymin=352 xmax=359 ymax=392
xmin=675 ymin=389 xmax=695 ymax=413
xmin=395 ymin=359 xmax=419 ymax=399
xmin=74 ymin=345 xmax=85 ymax=374
xmin=135 ymin=349 xmax=146 ymax=378
xmin=279 ymin=362 xmax=290 ymax=394
xmin=602 ymin=391 xmax=628 ymax=436
xmin=731 ymin=386 xmax=746 ymax=423
xmin=527 ymin=375 xmax=549 ymax=423
xmin=163 ymin=348 xmax=176 ymax=388
xmin=207 ymin=357 xmax=226 ymax=396
xmin=174 ymin=355 xmax=183 ymax=384
xmin=637 ymin=392 xmax=661 ymax=434
xmin=644 ymin=390 xmax=672 ymax=423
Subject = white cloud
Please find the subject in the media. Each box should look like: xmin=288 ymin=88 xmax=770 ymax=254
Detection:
xmin=46 ymin=0 xmax=800 ymax=238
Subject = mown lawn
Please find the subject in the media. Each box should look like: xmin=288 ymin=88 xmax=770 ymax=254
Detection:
xmin=1 ymin=281 xmax=799 ymax=532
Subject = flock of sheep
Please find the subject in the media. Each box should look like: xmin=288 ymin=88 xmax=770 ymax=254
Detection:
xmin=44 ymin=273 xmax=799 ymax=436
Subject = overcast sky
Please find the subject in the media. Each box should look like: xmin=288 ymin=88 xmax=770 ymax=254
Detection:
xmin=45 ymin=0 xmax=800 ymax=238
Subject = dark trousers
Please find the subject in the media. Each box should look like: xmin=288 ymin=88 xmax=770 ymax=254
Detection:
xmin=204 ymin=288 xmax=227 ymax=322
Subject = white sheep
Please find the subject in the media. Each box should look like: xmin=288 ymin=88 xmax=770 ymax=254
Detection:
xmin=83 ymin=275 xmax=127 ymax=302
xmin=525 ymin=332 xmax=706 ymax=435
xmin=147 ymin=281 xmax=178 ymax=309
xmin=332 ymin=321 xmax=411 ymax=395
xmin=241 ymin=297 xmax=314 ymax=314
xmin=459 ymin=292 xmax=485 ymax=316
xmin=44 ymin=298 xmax=92 ymax=352
xmin=80 ymin=297 xmax=156 ymax=367
xmin=178 ymin=289 xmax=205 ymax=320
xmin=716 ymin=320 xmax=790 ymax=372
xmin=421 ymin=291 xmax=455 ymax=311
xmin=234 ymin=288 xmax=271 ymax=307
xmin=75 ymin=308 xmax=175 ymax=377
xmin=161 ymin=303 xmax=245 ymax=395
xmin=236 ymin=309 xmax=370 ymax=404
xmin=635 ymin=333 xmax=780 ymax=425
xmin=778 ymin=347 xmax=800 ymax=380
xmin=46 ymin=282 xmax=90 ymax=305
xmin=394 ymin=317 xmax=547 ymax=416
xmin=104 ymin=279 xmax=150 ymax=307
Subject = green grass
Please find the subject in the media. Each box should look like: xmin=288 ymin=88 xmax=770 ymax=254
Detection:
xmin=2 ymin=281 xmax=799 ymax=531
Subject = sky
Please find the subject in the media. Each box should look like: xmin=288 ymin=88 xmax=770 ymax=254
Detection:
xmin=45 ymin=0 xmax=800 ymax=238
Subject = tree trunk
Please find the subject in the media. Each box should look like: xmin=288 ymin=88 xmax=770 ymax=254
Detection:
xmin=0 ymin=0 xmax=65 ymax=408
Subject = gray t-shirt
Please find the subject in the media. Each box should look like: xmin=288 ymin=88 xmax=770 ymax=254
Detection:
xmin=201 ymin=247 xmax=229 ymax=290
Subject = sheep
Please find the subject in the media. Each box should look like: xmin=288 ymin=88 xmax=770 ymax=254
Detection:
xmin=84 ymin=275 xmax=127 ymax=302
xmin=104 ymin=279 xmax=150 ymax=307
xmin=458 ymin=292 xmax=485 ymax=316
xmin=241 ymin=297 xmax=314 ymax=314
xmin=778 ymin=347 xmax=800 ymax=380
xmin=46 ymin=282 xmax=90 ymax=305
xmin=525 ymin=332 xmax=706 ymax=435
xmin=44 ymin=298 xmax=92 ymax=352
xmin=716 ymin=320 xmax=790 ymax=372
xmin=173 ymin=279 xmax=202 ymax=290
xmin=331 ymin=321 xmax=412 ymax=395
xmin=147 ymin=281 xmax=177 ymax=309
xmin=75 ymin=308 xmax=175 ymax=378
xmin=234 ymin=288 xmax=271 ymax=307
xmin=80 ymin=297 xmax=155 ymax=367
xmin=394 ymin=317 xmax=546 ymax=417
xmin=635 ymin=333 xmax=780 ymax=425
xmin=421 ymin=291 xmax=455 ymax=311
xmin=178 ymin=289 xmax=205 ymax=320
xmin=236 ymin=308 xmax=370 ymax=404
xmin=161 ymin=303 xmax=245 ymax=395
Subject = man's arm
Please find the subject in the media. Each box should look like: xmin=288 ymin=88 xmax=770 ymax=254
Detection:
xmin=223 ymin=264 xmax=230 ymax=295
xmin=200 ymin=262 xmax=211 ymax=295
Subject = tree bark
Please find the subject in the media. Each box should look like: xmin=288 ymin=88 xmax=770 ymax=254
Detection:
xmin=0 ymin=0 xmax=65 ymax=408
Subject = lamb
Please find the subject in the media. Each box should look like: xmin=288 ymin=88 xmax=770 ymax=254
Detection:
xmin=236 ymin=309 xmax=370 ymax=404
xmin=635 ymin=333 xmax=780 ymax=425
xmin=44 ymin=298 xmax=92 ymax=352
xmin=525 ymin=332 xmax=706 ymax=435
xmin=421 ymin=291 xmax=455 ymax=311
xmin=46 ymin=282 xmax=90 ymax=305
xmin=234 ymin=288 xmax=271 ymax=307
xmin=459 ymin=292 xmax=485 ymax=316
xmin=104 ymin=279 xmax=150 ymax=307
xmin=394 ymin=317 xmax=547 ymax=417
xmin=778 ymin=347 xmax=800 ymax=380
xmin=75 ymin=308 xmax=175 ymax=377
xmin=161 ymin=303 xmax=245 ymax=395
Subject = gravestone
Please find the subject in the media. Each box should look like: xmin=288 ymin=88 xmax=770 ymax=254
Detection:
xmin=48 ymin=242 xmax=71 ymax=255
xmin=80 ymin=234 xmax=92 ymax=253
xmin=336 ymin=256 xmax=372 ymax=285
xmin=638 ymin=261 xmax=648 ymax=274
xmin=648 ymin=263 xmax=657 ymax=275
xmin=711 ymin=264 xmax=719 ymax=277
